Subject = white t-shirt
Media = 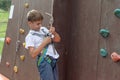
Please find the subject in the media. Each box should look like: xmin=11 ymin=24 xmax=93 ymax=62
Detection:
xmin=25 ymin=27 xmax=59 ymax=59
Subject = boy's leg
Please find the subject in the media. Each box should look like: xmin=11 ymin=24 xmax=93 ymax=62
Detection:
xmin=38 ymin=60 xmax=54 ymax=80
xmin=53 ymin=64 xmax=59 ymax=80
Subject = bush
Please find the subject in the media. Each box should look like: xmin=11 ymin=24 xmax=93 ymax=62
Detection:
xmin=0 ymin=0 xmax=11 ymax=11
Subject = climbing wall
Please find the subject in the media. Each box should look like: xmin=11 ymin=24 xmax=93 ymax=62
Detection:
xmin=0 ymin=0 xmax=40 ymax=80
xmin=97 ymin=0 xmax=120 ymax=80
xmin=53 ymin=0 xmax=72 ymax=79
xmin=66 ymin=0 xmax=120 ymax=80
xmin=66 ymin=0 xmax=100 ymax=79
xmin=1 ymin=0 xmax=120 ymax=80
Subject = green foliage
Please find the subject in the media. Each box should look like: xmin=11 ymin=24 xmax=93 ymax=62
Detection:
xmin=0 ymin=9 xmax=9 ymax=55
xmin=0 ymin=10 xmax=8 ymax=37
xmin=0 ymin=23 xmax=7 ymax=37
xmin=0 ymin=41 xmax=4 ymax=55
xmin=0 ymin=0 xmax=11 ymax=11
xmin=0 ymin=0 xmax=10 ymax=56
xmin=0 ymin=10 xmax=9 ymax=22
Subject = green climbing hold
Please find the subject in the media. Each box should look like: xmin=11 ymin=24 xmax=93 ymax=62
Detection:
xmin=114 ymin=8 xmax=120 ymax=18
xmin=100 ymin=48 xmax=108 ymax=57
xmin=99 ymin=29 xmax=109 ymax=38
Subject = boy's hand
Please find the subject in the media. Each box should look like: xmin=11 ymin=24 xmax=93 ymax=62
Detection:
xmin=43 ymin=37 xmax=52 ymax=44
xmin=49 ymin=26 xmax=55 ymax=34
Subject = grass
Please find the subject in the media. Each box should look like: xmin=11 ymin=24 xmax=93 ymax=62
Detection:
xmin=0 ymin=23 xmax=7 ymax=37
xmin=0 ymin=41 xmax=4 ymax=55
xmin=0 ymin=10 xmax=9 ymax=22
xmin=0 ymin=9 xmax=9 ymax=55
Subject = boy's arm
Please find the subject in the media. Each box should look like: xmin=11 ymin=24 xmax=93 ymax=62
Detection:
xmin=52 ymin=31 xmax=61 ymax=42
xmin=49 ymin=27 xmax=61 ymax=42
xmin=28 ymin=37 xmax=51 ymax=58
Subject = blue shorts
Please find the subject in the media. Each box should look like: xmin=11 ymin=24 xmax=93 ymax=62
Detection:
xmin=37 ymin=56 xmax=59 ymax=80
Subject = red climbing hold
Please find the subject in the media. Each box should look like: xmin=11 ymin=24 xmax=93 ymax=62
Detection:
xmin=111 ymin=52 xmax=120 ymax=62
xmin=5 ymin=37 xmax=11 ymax=44
xmin=6 ymin=62 xmax=10 ymax=67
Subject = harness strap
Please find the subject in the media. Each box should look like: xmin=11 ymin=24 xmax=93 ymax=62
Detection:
xmin=37 ymin=46 xmax=49 ymax=66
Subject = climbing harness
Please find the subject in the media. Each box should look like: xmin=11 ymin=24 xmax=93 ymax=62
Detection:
xmin=31 ymin=29 xmax=56 ymax=66
xmin=41 ymin=28 xmax=56 ymax=55
xmin=37 ymin=46 xmax=52 ymax=66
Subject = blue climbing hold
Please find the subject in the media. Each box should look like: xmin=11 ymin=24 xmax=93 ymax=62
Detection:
xmin=114 ymin=8 xmax=120 ymax=18
xmin=100 ymin=48 xmax=108 ymax=57
xmin=99 ymin=29 xmax=110 ymax=38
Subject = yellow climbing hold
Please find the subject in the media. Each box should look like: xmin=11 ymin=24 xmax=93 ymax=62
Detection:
xmin=22 ymin=42 xmax=26 ymax=48
xmin=20 ymin=55 xmax=25 ymax=61
xmin=19 ymin=28 xmax=25 ymax=34
xmin=14 ymin=66 xmax=18 ymax=73
xmin=25 ymin=3 xmax=29 ymax=8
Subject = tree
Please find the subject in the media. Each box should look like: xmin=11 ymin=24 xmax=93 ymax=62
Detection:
xmin=0 ymin=0 xmax=11 ymax=11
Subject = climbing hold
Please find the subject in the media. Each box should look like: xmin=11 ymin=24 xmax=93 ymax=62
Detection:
xmin=100 ymin=48 xmax=108 ymax=57
xmin=99 ymin=29 xmax=110 ymax=38
xmin=20 ymin=55 xmax=25 ymax=61
xmin=6 ymin=62 xmax=10 ymax=67
xmin=24 ymin=3 xmax=29 ymax=8
xmin=111 ymin=52 xmax=120 ymax=62
xmin=22 ymin=42 xmax=26 ymax=48
xmin=19 ymin=28 xmax=25 ymax=34
xmin=5 ymin=37 xmax=11 ymax=44
xmin=13 ymin=66 xmax=18 ymax=73
xmin=114 ymin=8 xmax=120 ymax=18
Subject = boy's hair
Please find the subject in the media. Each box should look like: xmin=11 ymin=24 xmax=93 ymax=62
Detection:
xmin=27 ymin=9 xmax=43 ymax=22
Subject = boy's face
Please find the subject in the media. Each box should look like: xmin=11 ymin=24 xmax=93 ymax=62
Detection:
xmin=28 ymin=20 xmax=42 ymax=31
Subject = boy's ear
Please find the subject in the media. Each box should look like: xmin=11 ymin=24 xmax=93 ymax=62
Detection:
xmin=28 ymin=21 xmax=32 ymax=25
xmin=28 ymin=21 xmax=33 ymax=28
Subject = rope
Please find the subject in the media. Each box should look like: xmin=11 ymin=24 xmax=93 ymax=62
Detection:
xmin=15 ymin=0 xmax=21 ymax=52
xmin=45 ymin=0 xmax=54 ymax=27
xmin=50 ymin=0 xmax=54 ymax=26
xmin=49 ymin=0 xmax=57 ymax=55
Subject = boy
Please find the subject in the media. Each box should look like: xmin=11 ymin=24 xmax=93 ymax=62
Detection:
xmin=25 ymin=9 xmax=61 ymax=80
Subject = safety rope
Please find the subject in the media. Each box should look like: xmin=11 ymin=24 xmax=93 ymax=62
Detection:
xmin=48 ymin=0 xmax=57 ymax=55
xmin=49 ymin=0 xmax=54 ymax=26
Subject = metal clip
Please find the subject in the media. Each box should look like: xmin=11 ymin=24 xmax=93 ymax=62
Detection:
xmin=16 ymin=40 xmax=20 ymax=52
